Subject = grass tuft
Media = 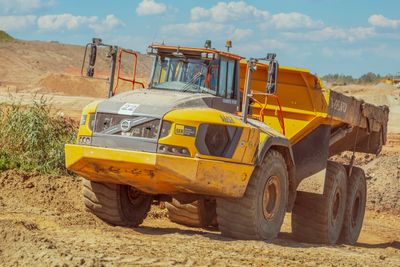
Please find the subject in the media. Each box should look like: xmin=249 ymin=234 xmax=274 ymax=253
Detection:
xmin=0 ymin=96 xmax=78 ymax=174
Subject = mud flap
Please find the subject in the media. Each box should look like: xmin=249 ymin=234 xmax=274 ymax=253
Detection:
xmin=296 ymin=168 xmax=326 ymax=194
xmin=293 ymin=125 xmax=331 ymax=194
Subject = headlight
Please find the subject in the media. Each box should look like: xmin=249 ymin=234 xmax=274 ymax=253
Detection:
xmin=78 ymin=136 xmax=92 ymax=145
xmin=158 ymin=144 xmax=190 ymax=156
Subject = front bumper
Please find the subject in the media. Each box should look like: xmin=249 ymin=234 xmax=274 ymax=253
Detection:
xmin=65 ymin=144 xmax=254 ymax=198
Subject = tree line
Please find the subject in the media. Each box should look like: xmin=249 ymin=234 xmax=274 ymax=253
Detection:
xmin=321 ymin=72 xmax=395 ymax=85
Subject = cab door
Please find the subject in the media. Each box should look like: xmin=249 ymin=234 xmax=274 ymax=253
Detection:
xmin=211 ymin=57 xmax=240 ymax=113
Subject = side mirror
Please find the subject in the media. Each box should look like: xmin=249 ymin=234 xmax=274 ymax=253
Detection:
xmin=87 ymin=43 xmax=97 ymax=77
xmin=266 ymin=56 xmax=279 ymax=94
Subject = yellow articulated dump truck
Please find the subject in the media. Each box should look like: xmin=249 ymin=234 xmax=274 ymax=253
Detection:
xmin=65 ymin=39 xmax=389 ymax=244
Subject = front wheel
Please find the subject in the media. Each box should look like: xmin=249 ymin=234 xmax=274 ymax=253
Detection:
xmin=83 ymin=179 xmax=152 ymax=227
xmin=216 ymin=150 xmax=288 ymax=240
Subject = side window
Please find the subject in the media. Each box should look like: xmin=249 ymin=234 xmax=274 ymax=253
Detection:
xmin=152 ymin=57 xmax=161 ymax=85
xmin=218 ymin=58 xmax=236 ymax=99
xmin=226 ymin=60 xmax=235 ymax=99
xmin=206 ymin=60 xmax=219 ymax=92
xmin=218 ymin=59 xmax=227 ymax=97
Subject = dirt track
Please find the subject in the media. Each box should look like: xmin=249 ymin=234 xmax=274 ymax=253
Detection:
xmin=1 ymin=39 xmax=400 ymax=266
xmin=0 ymin=163 xmax=399 ymax=266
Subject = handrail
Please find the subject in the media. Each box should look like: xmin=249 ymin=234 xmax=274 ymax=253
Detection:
xmin=112 ymin=48 xmax=145 ymax=96
xmin=251 ymin=92 xmax=286 ymax=135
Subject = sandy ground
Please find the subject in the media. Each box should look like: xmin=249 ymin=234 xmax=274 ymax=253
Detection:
xmin=0 ymin=39 xmax=399 ymax=266
xmin=0 ymin=170 xmax=399 ymax=267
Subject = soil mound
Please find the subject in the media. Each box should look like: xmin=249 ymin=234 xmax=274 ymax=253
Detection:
xmin=37 ymin=73 xmax=109 ymax=98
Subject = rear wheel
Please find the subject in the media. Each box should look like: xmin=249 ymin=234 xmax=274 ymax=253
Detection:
xmin=216 ymin=150 xmax=288 ymax=240
xmin=291 ymin=161 xmax=347 ymax=244
xmin=340 ymin=166 xmax=366 ymax=244
xmin=166 ymin=198 xmax=217 ymax=228
xmin=83 ymin=179 xmax=152 ymax=227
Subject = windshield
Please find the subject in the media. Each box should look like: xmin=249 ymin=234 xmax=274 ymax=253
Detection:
xmin=150 ymin=56 xmax=219 ymax=94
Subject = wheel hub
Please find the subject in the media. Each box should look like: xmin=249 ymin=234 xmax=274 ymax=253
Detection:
xmin=262 ymin=176 xmax=281 ymax=220
xmin=127 ymin=186 xmax=144 ymax=206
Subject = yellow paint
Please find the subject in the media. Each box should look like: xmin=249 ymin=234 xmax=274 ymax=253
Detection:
xmin=239 ymin=60 xmax=331 ymax=144
xmin=65 ymin=144 xmax=254 ymax=197
xmin=161 ymin=108 xmax=259 ymax=164
xmin=76 ymin=100 xmax=101 ymax=141
xmin=66 ymin=47 xmax=339 ymax=199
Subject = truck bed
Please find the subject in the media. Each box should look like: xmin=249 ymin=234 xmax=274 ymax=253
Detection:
xmin=238 ymin=61 xmax=389 ymax=156
xmin=328 ymin=90 xmax=389 ymax=156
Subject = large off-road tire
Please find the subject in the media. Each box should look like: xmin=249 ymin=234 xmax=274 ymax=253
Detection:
xmin=83 ymin=179 xmax=152 ymax=227
xmin=340 ymin=166 xmax=367 ymax=244
xmin=216 ymin=150 xmax=288 ymax=240
xmin=291 ymin=161 xmax=347 ymax=244
xmin=166 ymin=199 xmax=217 ymax=228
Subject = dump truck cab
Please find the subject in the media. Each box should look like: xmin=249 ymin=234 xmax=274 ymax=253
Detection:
xmin=147 ymin=44 xmax=243 ymax=113
xmin=67 ymin=42 xmax=281 ymax=198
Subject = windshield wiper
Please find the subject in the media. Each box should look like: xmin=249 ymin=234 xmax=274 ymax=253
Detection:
xmin=181 ymin=72 xmax=202 ymax=92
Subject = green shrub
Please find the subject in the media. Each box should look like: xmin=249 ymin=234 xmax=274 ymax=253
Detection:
xmin=0 ymin=30 xmax=14 ymax=42
xmin=0 ymin=96 xmax=78 ymax=174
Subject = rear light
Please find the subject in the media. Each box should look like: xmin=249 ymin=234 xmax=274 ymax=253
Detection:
xmin=158 ymin=144 xmax=190 ymax=156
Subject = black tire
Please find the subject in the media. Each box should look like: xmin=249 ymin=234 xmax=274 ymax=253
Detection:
xmin=83 ymin=179 xmax=152 ymax=227
xmin=340 ymin=166 xmax=366 ymax=244
xmin=216 ymin=150 xmax=288 ymax=240
xmin=166 ymin=198 xmax=217 ymax=228
xmin=291 ymin=161 xmax=347 ymax=244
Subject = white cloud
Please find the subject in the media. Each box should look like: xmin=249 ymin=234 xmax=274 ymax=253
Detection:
xmin=271 ymin=12 xmax=324 ymax=29
xmin=191 ymin=7 xmax=209 ymax=21
xmin=89 ymin=15 xmax=123 ymax=34
xmin=37 ymin=14 xmax=97 ymax=31
xmin=162 ymin=22 xmax=228 ymax=37
xmin=284 ymin=26 xmax=376 ymax=42
xmin=0 ymin=0 xmax=53 ymax=14
xmin=235 ymin=38 xmax=292 ymax=56
xmin=0 ymin=15 xmax=36 ymax=31
xmin=162 ymin=22 xmax=252 ymax=42
xmin=190 ymin=1 xmax=269 ymax=22
xmin=136 ymin=0 xmax=166 ymax=16
xmin=368 ymin=14 xmax=400 ymax=28
xmin=230 ymin=28 xmax=253 ymax=40
xmin=37 ymin=14 xmax=122 ymax=34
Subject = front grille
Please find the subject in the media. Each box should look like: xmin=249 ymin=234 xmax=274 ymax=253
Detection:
xmin=94 ymin=113 xmax=161 ymax=139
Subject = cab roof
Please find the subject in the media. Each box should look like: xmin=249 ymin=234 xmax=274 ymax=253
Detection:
xmin=149 ymin=44 xmax=244 ymax=61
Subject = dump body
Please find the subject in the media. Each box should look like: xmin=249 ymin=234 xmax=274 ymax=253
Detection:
xmin=239 ymin=61 xmax=389 ymax=155
xmin=238 ymin=61 xmax=389 ymax=186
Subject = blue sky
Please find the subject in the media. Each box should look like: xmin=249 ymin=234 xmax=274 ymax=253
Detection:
xmin=1 ymin=0 xmax=399 ymax=76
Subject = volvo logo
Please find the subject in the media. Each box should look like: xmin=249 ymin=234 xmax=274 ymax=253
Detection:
xmin=120 ymin=120 xmax=131 ymax=132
